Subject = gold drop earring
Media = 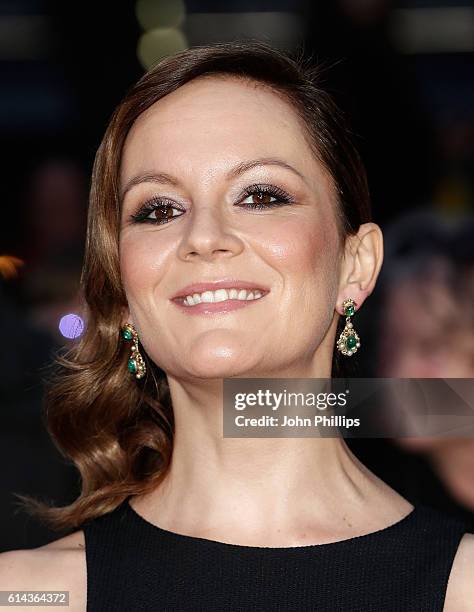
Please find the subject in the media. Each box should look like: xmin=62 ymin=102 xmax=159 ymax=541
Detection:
xmin=336 ymin=298 xmax=361 ymax=357
xmin=121 ymin=323 xmax=147 ymax=379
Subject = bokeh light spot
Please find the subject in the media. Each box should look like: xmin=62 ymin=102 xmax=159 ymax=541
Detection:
xmin=137 ymin=27 xmax=188 ymax=69
xmin=135 ymin=0 xmax=186 ymax=30
xmin=59 ymin=313 xmax=84 ymax=339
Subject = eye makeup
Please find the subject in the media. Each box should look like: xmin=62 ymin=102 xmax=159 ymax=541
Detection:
xmin=128 ymin=183 xmax=296 ymax=226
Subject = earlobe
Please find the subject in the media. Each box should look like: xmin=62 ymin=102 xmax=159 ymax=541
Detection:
xmin=121 ymin=307 xmax=132 ymax=329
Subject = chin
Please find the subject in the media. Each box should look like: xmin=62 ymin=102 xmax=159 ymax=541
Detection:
xmin=186 ymin=355 xmax=253 ymax=379
xmin=170 ymin=342 xmax=258 ymax=379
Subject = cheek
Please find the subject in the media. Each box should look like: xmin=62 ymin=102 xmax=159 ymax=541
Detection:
xmin=259 ymin=214 xmax=340 ymax=295
xmin=119 ymin=231 xmax=174 ymax=308
xmin=253 ymin=212 xmax=341 ymax=356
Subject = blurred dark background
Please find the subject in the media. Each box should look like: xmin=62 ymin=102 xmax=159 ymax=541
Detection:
xmin=1 ymin=0 xmax=473 ymax=550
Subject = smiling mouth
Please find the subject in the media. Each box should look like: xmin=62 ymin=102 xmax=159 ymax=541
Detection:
xmin=175 ymin=287 xmax=268 ymax=307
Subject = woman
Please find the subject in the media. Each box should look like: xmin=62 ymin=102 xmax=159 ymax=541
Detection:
xmin=1 ymin=40 xmax=472 ymax=611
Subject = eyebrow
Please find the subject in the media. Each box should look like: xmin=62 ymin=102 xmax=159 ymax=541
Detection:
xmin=119 ymin=157 xmax=308 ymax=202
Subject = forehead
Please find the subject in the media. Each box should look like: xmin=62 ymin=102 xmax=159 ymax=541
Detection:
xmin=120 ymin=75 xmax=322 ymax=186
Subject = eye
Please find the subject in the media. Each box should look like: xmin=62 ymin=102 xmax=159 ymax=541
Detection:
xmin=237 ymin=184 xmax=294 ymax=210
xmin=130 ymin=198 xmax=185 ymax=225
xmin=129 ymin=184 xmax=294 ymax=226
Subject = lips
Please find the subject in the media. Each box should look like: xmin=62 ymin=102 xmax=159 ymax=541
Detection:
xmin=171 ymin=279 xmax=270 ymax=300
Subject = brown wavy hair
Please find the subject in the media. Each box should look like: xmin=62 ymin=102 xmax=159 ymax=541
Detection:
xmin=14 ymin=39 xmax=371 ymax=533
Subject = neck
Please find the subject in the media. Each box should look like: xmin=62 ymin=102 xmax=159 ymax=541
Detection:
xmin=132 ymin=369 xmax=404 ymax=545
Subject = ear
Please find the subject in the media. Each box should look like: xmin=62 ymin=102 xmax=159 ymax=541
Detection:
xmin=120 ymin=306 xmax=132 ymax=328
xmin=337 ymin=222 xmax=384 ymax=315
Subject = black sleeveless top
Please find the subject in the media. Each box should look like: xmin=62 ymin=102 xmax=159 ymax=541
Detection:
xmin=83 ymin=496 xmax=469 ymax=611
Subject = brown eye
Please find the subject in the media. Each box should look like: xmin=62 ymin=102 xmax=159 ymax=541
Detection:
xmin=250 ymin=191 xmax=275 ymax=206
xmin=154 ymin=204 xmax=176 ymax=220
xmin=130 ymin=200 xmax=185 ymax=225
xmin=238 ymin=185 xmax=293 ymax=210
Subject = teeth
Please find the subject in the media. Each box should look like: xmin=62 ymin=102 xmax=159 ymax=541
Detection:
xmin=182 ymin=288 xmax=265 ymax=306
xmin=213 ymin=289 xmax=228 ymax=303
xmin=201 ymin=290 xmax=216 ymax=303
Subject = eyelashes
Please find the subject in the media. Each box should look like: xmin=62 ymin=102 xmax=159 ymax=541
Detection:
xmin=129 ymin=183 xmax=295 ymax=226
xmin=130 ymin=198 xmax=184 ymax=225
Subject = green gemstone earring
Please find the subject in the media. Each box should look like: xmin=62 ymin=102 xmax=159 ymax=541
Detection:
xmin=336 ymin=298 xmax=361 ymax=357
xmin=121 ymin=323 xmax=146 ymax=379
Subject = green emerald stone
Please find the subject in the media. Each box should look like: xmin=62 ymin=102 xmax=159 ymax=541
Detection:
xmin=127 ymin=358 xmax=137 ymax=373
xmin=122 ymin=328 xmax=133 ymax=341
xmin=346 ymin=335 xmax=357 ymax=350
xmin=344 ymin=303 xmax=355 ymax=317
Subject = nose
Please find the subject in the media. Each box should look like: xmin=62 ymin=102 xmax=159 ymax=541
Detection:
xmin=177 ymin=203 xmax=244 ymax=262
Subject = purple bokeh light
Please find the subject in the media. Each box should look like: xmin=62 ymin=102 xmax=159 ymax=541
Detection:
xmin=59 ymin=313 xmax=84 ymax=339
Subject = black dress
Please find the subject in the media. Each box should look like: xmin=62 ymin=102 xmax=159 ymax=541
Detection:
xmin=83 ymin=496 xmax=470 ymax=611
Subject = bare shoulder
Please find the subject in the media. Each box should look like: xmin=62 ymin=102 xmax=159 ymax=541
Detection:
xmin=444 ymin=532 xmax=474 ymax=612
xmin=0 ymin=530 xmax=86 ymax=611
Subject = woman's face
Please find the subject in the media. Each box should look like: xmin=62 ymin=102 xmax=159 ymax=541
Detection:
xmin=119 ymin=75 xmax=343 ymax=379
